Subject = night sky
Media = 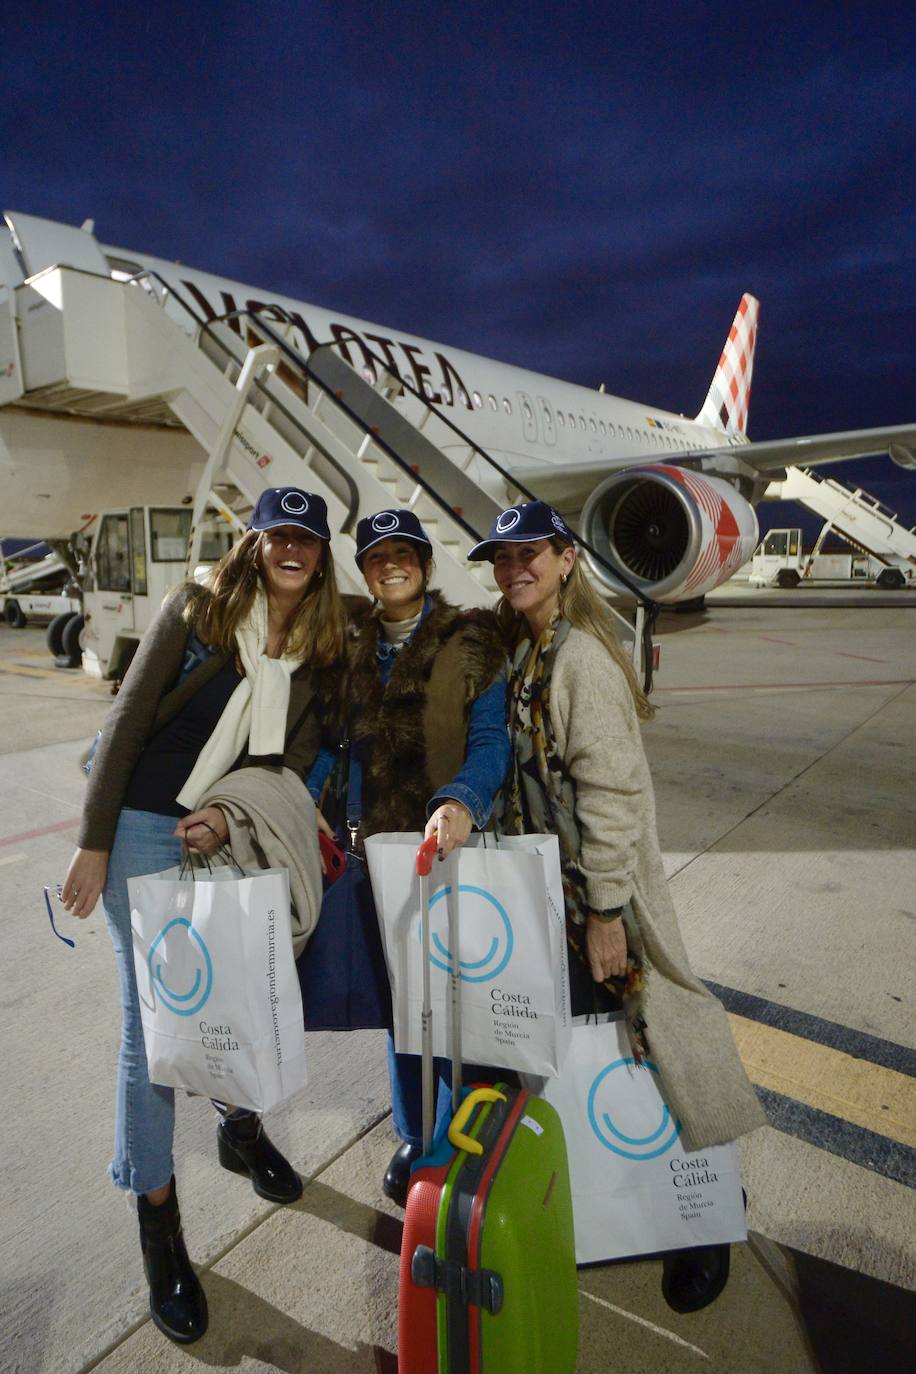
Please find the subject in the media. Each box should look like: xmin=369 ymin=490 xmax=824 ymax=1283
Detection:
xmin=3 ymin=2 xmax=915 ymax=542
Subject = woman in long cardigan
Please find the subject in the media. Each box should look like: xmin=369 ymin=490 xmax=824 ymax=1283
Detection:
xmin=60 ymin=488 xmax=345 ymax=1345
xmin=468 ymin=499 xmax=765 ymax=1314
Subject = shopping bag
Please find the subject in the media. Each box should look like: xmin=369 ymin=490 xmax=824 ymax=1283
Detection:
xmin=297 ymin=853 xmax=392 ymax=1030
xmin=365 ymin=832 xmax=570 ymax=1076
xmin=525 ymin=1016 xmax=747 ymax=1262
xmin=129 ymin=861 xmax=307 ymax=1113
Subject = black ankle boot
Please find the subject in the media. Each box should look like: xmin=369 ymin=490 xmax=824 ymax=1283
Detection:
xmin=382 ymin=1142 xmax=424 ymax=1208
xmin=217 ymin=1112 xmax=303 ymax=1203
xmin=662 ymin=1243 xmax=731 ymax=1314
xmin=137 ymin=1177 xmax=208 ymax=1344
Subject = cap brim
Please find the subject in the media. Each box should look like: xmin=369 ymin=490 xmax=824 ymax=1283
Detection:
xmin=249 ymin=517 xmax=330 ymax=540
xmin=355 ymin=531 xmax=433 ymax=565
xmin=467 ymin=530 xmax=559 ymax=561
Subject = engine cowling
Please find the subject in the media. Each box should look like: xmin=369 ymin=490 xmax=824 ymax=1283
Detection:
xmin=580 ymin=465 xmax=759 ymax=602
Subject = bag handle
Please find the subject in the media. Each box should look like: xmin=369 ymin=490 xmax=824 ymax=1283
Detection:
xmin=416 ymin=836 xmax=438 ymax=1155
xmin=179 ymin=822 xmax=245 ymax=879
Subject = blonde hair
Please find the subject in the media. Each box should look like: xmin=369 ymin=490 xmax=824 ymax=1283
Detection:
xmin=188 ymin=529 xmax=346 ymax=665
xmin=495 ymin=537 xmax=655 ymax=720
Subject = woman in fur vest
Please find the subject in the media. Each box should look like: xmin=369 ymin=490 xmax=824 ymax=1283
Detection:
xmin=468 ymin=499 xmax=765 ymax=1315
xmin=310 ymin=508 xmax=510 ymax=1206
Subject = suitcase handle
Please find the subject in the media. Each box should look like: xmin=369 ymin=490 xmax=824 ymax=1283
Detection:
xmin=447 ymin=1086 xmax=506 ymax=1156
xmin=415 ymin=834 xmax=438 ymax=876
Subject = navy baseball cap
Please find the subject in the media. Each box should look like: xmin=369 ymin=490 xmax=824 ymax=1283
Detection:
xmin=467 ymin=500 xmax=574 ymax=561
xmin=248 ymin=487 xmax=331 ymax=541
xmin=354 ymin=509 xmax=434 ymax=567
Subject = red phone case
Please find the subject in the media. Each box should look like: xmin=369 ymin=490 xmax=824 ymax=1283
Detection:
xmin=319 ymin=831 xmax=346 ymax=883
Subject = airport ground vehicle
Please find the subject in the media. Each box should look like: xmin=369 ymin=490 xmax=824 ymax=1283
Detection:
xmin=48 ymin=505 xmax=233 ymax=679
xmin=749 ymin=527 xmax=912 ymax=589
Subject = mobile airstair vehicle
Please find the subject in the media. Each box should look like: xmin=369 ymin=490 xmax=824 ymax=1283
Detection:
xmin=752 ymin=467 xmax=916 ymax=588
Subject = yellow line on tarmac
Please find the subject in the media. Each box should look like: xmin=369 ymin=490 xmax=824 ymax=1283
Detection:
xmin=728 ymin=1013 xmax=916 ymax=1149
xmin=0 ymin=662 xmax=62 ymax=679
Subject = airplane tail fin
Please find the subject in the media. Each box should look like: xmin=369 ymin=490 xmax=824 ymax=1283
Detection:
xmin=695 ymin=293 xmax=759 ymax=436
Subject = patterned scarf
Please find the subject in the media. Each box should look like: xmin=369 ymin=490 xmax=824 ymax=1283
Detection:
xmin=499 ymin=614 xmax=646 ymax=1048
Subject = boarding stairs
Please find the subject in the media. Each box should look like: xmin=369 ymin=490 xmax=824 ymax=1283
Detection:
xmin=771 ymin=466 xmax=916 ymax=579
xmin=0 ymin=543 xmax=66 ymax=595
xmin=0 ymin=263 xmax=641 ymax=651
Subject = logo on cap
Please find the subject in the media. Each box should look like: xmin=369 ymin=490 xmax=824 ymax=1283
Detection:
xmin=496 ymin=509 xmax=521 ymax=533
xmin=371 ymin=511 xmax=400 ymax=533
xmin=551 ymin=511 xmax=568 ymax=534
xmin=280 ymin=492 xmax=309 ymax=515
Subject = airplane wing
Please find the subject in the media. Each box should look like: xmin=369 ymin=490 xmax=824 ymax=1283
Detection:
xmin=510 ymin=422 xmax=916 ymax=508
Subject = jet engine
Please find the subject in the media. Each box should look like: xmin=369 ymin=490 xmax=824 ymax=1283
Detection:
xmin=580 ymin=464 xmax=759 ymax=602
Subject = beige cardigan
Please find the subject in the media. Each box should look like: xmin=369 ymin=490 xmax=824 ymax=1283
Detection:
xmin=550 ymin=628 xmax=766 ymax=1150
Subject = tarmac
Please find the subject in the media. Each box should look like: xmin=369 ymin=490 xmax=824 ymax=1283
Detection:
xmin=1 ymin=600 xmax=914 ymax=1374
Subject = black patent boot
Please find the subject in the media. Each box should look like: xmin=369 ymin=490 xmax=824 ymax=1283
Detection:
xmin=137 ymin=1177 xmax=208 ymax=1344
xmin=662 ymin=1243 xmax=731 ymax=1313
xmin=217 ymin=1111 xmax=303 ymax=1203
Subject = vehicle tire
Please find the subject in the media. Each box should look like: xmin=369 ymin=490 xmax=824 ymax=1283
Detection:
xmin=776 ymin=569 xmax=800 ymax=588
xmin=4 ymin=599 xmax=27 ymax=628
xmin=876 ymin=568 xmax=906 ymax=589
xmin=60 ymin=613 xmax=85 ymax=667
xmin=47 ymin=611 xmax=76 ymax=656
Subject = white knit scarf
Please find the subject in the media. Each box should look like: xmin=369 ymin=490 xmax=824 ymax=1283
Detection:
xmin=177 ymin=587 xmax=304 ymax=811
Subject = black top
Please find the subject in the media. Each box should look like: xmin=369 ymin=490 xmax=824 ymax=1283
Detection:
xmin=122 ymin=656 xmax=244 ymax=818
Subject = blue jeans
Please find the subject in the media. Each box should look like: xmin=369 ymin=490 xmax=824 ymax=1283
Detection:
xmin=103 ymin=808 xmax=184 ymax=1195
xmin=387 ymin=1034 xmax=452 ymax=1148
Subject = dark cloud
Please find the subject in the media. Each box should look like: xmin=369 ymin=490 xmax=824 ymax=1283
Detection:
xmin=2 ymin=1 xmax=914 ymax=524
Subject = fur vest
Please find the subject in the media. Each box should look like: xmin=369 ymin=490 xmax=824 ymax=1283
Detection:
xmin=348 ymin=591 xmax=506 ymax=837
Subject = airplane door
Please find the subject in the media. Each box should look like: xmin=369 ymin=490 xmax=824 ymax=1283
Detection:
xmin=3 ymin=212 xmax=108 ymax=277
xmin=536 ymin=395 xmax=557 ymax=447
xmin=517 ymin=391 xmax=539 ymax=443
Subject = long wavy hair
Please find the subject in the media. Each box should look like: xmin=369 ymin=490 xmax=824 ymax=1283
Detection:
xmin=495 ymin=536 xmax=654 ymax=720
xmin=187 ymin=529 xmax=346 ymax=665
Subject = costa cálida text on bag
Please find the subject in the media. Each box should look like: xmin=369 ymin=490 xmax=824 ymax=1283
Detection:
xmin=366 ymin=832 xmax=571 ymax=1077
xmin=129 ymin=852 xmax=307 ymax=1113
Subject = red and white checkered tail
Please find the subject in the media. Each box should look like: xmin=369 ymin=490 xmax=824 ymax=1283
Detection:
xmin=695 ymin=293 xmax=760 ymax=436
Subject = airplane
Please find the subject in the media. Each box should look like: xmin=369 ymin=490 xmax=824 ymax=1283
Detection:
xmin=1 ymin=209 xmax=913 ymax=605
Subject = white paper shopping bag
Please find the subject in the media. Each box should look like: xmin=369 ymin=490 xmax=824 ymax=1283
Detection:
xmin=129 ymin=862 xmax=307 ymax=1113
xmin=365 ymin=833 xmax=570 ymax=1077
xmin=528 ymin=1016 xmax=747 ymax=1261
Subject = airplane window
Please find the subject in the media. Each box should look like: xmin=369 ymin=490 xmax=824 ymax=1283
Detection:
xmin=599 ymin=421 xmax=606 ymax=436
xmin=589 ymin=418 xmax=596 ymax=433
xmin=557 ymin=411 xmax=565 ymax=427
xmin=488 ymin=394 xmax=497 ymax=410
xmin=523 ymin=401 xmax=532 ymax=421
xmin=578 ymin=415 xmax=585 ymax=430
xmin=568 ymin=413 xmax=575 ymax=428
xmin=626 ymin=427 xmax=633 ymax=442
xmin=362 ymin=366 xmax=376 ymax=384
xmin=473 ymin=391 xmax=483 ymax=408
xmin=608 ymin=423 xmax=616 ymax=438
xmin=503 ymin=398 xmax=512 ymax=414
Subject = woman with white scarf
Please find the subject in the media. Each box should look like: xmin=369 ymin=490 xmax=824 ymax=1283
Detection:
xmin=60 ymin=487 xmax=346 ymax=1345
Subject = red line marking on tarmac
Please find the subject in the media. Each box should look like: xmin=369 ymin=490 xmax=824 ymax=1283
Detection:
xmin=835 ymin=652 xmax=890 ymax=664
xmin=0 ymin=817 xmax=80 ymax=848
xmin=759 ymin=636 xmax=797 ymax=645
xmin=654 ymin=678 xmax=914 ymax=694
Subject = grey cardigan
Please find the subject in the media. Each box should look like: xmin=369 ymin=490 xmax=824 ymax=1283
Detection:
xmin=550 ymin=628 xmax=766 ymax=1150
xmin=79 ymin=585 xmax=339 ymax=852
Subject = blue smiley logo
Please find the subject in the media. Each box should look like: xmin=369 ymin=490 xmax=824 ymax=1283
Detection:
xmin=147 ymin=918 xmax=213 ymax=1017
xmin=586 ymin=1058 xmax=680 ymax=1160
xmin=423 ymin=884 xmax=513 ymax=982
